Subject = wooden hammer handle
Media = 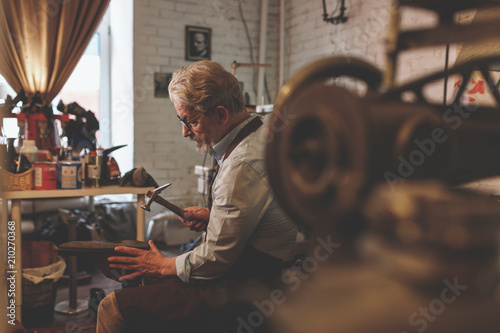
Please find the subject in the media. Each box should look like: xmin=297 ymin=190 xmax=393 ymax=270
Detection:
xmin=146 ymin=190 xmax=186 ymax=219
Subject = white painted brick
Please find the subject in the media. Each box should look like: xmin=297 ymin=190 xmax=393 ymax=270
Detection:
xmin=136 ymin=6 xmax=161 ymax=19
xmin=157 ymin=27 xmax=181 ymax=39
xmin=158 ymin=9 xmax=179 ymax=20
xmin=181 ymin=13 xmax=206 ymax=24
xmin=168 ymin=57 xmax=192 ymax=68
xmin=134 ymin=0 xmax=281 ymax=197
xmin=151 ymin=0 xmax=174 ymax=11
xmin=174 ymin=2 xmax=201 ymax=14
xmin=138 ymin=26 xmax=158 ymax=37
xmin=148 ymin=36 xmax=171 ymax=46
xmin=167 ymin=168 xmax=190 ymax=180
xmin=136 ymin=44 xmax=158 ymax=55
xmin=170 ymin=38 xmax=184 ymax=50
xmin=134 ymin=155 xmax=156 ymax=165
xmin=154 ymin=160 xmax=178 ymax=169
xmin=158 ymin=46 xmax=183 ymax=57
xmin=146 ymin=17 xmax=178 ymax=27
xmin=147 ymin=55 xmax=170 ymax=65
xmin=135 ymin=160 xmax=154 ymax=169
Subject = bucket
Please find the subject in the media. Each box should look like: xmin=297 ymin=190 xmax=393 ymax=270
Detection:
xmin=22 ymin=257 xmax=66 ymax=327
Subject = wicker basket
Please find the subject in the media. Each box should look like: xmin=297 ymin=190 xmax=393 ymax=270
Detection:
xmin=0 ymin=167 xmax=34 ymax=191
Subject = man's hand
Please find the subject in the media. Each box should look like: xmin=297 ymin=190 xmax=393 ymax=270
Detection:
xmin=108 ymin=240 xmax=177 ymax=281
xmin=180 ymin=206 xmax=210 ymax=232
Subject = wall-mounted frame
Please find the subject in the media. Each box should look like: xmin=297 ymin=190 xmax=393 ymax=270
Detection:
xmin=154 ymin=72 xmax=172 ymax=98
xmin=185 ymin=25 xmax=211 ymax=61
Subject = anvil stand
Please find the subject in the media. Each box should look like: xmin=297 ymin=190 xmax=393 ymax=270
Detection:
xmin=55 ymin=212 xmax=88 ymax=314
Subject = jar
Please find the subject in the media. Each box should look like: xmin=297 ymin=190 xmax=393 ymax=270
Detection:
xmin=20 ymin=140 xmax=39 ymax=165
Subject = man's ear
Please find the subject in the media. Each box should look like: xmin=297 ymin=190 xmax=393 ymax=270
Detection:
xmin=215 ymin=106 xmax=229 ymax=125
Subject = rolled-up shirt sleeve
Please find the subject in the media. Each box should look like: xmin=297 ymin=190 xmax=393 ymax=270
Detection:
xmin=175 ymin=252 xmax=192 ymax=283
xmin=175 ymin=158 xmax=273 ymax=282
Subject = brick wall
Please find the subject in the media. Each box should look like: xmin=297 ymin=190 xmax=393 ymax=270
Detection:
xmin=132 ymin=0 xmax=279 ymax=210
xmin=284 ymin=1 xmax=451 ymax=87
xmin=282 ymin=1 xmax=500 ymax=192
xmin=131 ymin=0 xmax=484 ymax=213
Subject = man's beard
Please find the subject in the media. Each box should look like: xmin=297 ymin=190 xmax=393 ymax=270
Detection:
xmin=190 ymin=128 xmax=223 ymax=154
xmin=192 ymin=136 xmax=211 ymax=154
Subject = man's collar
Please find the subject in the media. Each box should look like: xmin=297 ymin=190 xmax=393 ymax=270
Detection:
xmin=212 ymin=114 xmax=258 ymax=166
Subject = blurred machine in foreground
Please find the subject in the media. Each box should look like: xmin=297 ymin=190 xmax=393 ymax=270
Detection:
xmin=264 ymin=0 xmax=500 ymax=332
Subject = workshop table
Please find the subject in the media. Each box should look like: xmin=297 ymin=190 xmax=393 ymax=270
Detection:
xmin=1 ymin=185 xmax=153 ymax=323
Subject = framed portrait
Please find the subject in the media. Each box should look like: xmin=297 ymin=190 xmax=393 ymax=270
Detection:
xmin=154 ymin=72 xmax=172 ymax=98
xmin=185 ymin=25 xmax=211 ymax=61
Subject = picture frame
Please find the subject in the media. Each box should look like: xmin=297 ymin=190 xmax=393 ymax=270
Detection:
xmin=154 ymin=72 xmax=172 ymax=98
xmin=185 ymin=25 xmax=212 ymax=61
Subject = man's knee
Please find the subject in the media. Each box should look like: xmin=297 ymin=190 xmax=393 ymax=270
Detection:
xmin=97 ymin=291 xmax=124 ymax=333
xmin=98 ymin=292 xmax=117 ymax=316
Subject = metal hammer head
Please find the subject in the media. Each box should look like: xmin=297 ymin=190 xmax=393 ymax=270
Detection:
xmin=141 ymin=183 xmax=172 ymax=211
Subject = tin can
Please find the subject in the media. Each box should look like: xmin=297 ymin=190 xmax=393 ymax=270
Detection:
xmin=34 ymin=162 xmax=58 ymax=190
xmin=59 ymin=161 xmax=82 ymax=189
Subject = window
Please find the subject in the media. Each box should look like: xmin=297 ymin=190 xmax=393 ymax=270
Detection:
xmin=0 ymin=76 xmax=17 ymax=138
xmin=56 ymin=11 xmax=111 ymax=148
xmin=0 ymin=9 xmax=111 ymax=148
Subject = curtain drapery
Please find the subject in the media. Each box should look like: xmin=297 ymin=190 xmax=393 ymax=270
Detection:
xmin=0 ymin=0 xmax=110 ymax=104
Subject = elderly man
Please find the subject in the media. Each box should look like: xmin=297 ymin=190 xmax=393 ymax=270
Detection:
xmin=96 ymin=60 xmax=297 ymax=332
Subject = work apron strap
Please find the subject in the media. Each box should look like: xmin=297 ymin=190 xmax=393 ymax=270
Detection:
xmin=208 ymin=116 xmax=263 ymax=209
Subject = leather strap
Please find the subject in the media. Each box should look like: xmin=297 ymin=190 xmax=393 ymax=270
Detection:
xmin=222 ymin=116 xmax=263 ymax=163
xmin=208 ymin=116 xmax=263 ymax=209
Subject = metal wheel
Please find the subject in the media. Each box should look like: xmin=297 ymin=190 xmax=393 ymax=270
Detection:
xmin=266 ymin=57 xmax=383 ymax=228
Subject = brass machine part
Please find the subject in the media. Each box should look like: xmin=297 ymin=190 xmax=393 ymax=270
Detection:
xmin=266 ymin=55 xmax=500 ymax=229
xmin=384 ymin=0 xmax=500 ymax=88
xmin=267 ymin=181 xmax=500 ymax=333
xmin=263 ymin=2 xmax=500 ymax=332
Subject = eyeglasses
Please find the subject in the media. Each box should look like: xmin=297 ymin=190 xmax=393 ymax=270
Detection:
xmin=176 ymin=112 xmax=203 ymax=132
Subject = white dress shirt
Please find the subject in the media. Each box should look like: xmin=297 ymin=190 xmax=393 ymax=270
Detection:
xmin=175 ymin=115 xmax=298 ymax=282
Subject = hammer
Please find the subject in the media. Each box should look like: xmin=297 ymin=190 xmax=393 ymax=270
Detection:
xmin=141 ymin=183 xmax=186 ymax=219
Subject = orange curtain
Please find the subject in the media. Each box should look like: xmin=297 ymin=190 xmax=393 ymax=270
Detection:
xmin=0 ymin=0 xmax=110 ymax=104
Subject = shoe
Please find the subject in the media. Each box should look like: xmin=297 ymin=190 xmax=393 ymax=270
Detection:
xmin=58 ymin=240 xmax=150 ymax=282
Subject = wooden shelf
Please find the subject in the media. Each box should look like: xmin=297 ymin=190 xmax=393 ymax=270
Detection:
xmin=2 ymin=185 xmax=154 ymax=322
xmin=2 ymin=185 xmax=153 ymax=199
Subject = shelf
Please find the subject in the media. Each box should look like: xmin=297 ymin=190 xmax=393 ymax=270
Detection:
xmin=1 ymin=185 xmax=153 ymax=199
